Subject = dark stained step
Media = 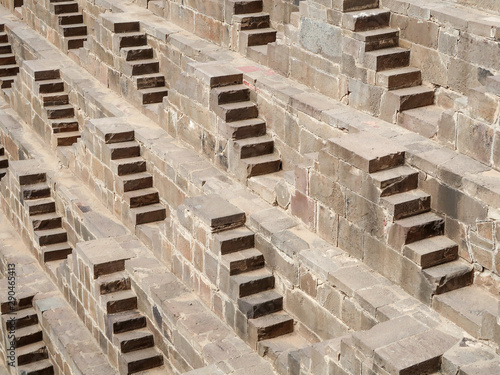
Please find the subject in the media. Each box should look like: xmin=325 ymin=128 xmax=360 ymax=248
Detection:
xmin=65 ymin=35 xmax=86 ymax=50
xmin=51 ymin=1 xmax=79 ymax=15
xmin=45 ymin=104 xmax=74 ymax=119
xmin=0 ymin=53 xmax=16 ymax=65
xmin=117 ymin=32 xmax=148 ymax=49
xmin=131 ymin=204 xmax=166 ymax=225
xmin=376 ymin=67 xmax=422 ymax=90
xmin=0 ymin=75 xmax=15 ymax=89
xmin=102 ymin=290 xmax=137 ymax=314
xmin=222 ymin=248 xmax=265 ymax=275
xmin=121 ymin=46 xmax=154 ymax=61
xmin=0 ymin=64 xmax=19 ymax=77
xmin=15 ymin=324 xmax=43 ymax=347
xmin=214 ymin=227 xmax=255 ymax=255
xmin=242 ymin=153 xmax=282 ymax=177
xmin=212 ymin=84 xmax=250 ymax=105
xmin=41 ymin=242 xmax=72 ymax=262
xmin=16 ymin=341 xmax=48 ymax=366
xmin=369 ymin=165 xmax=419 ymax=197
xmin=22 ymin=183 xmax=51 ymax=200
xmin=96 ymin=271 xmax=131 ymax=295
xmin=34 ymin=228 xmax=68 ymax=246
xmin=54 ymin=131 xmax=80 ymax=147
xmin=36 ymin=79 xmax=64 ymax=94
xmin=134 ymin=74 xmax=165 ymax=90
xmin=108 ymin=311 xmax=146 ymax=336
xmin=41 ymin=93 xmax=69 ymax=107
xmin=111 ymin=157 xmax=147 ymax=176
xmin=113 ymin=330 xmax=154 ymax=353
xmin=355 ymin=27 xmax=399 ymax=51
xmin=107 ymin=141 xmax=141 ymax=160
xmin=5 ymin=307 xmax=37 ymax=330
xmin=231 ymin=0 xmax=263 ymax=15
xmin=380 ymin=190 xmax=431 ymax=220
xmin=124 ymin=188 xmax=160 ymax=208
xmin=25 ymin=198 xmax=55 ymax=216
xmin=50 ymin=119 xmax=79 ymax=133
xmin=138 ymin=86 xmax=168 ymax=105
xmin=215 ymin=101 xmax=258 ymax=122
xmin=218 ymin=118 xmax=267 ymax=140
xmin=342 ymin=8 xmax=390 ymax=31
xmin=403 ymin=236 xmax=458 ymax=269
xmin=0 ymin=43 xmax=12 ymax=54
xmin=17 ymin=359 xmax=54 ymax=375
xmin=363 ymin=47 xmax=410 ymax=72
xmin=248 ymin=311 xmax=294 ymax=347
xmin=233 ymin=12 xmax=271 ymax=30
xmin=118 ymin=347 xmax=163 ymax=374
xmin=423 ymin=259 xmax=474 ymax=295
xmin=57 ymin=12 xmax=83 ymax=25
xmin=388 ymin=212 xmax=445 ymax=250
xmin=30 ymin=212 xmax=62 ymax=230
xmin=238 ymin=289 xmax=283 ymax=319
xmin=240 ymin=28 xmax=277 ymax=47
xmin=118 ymin=172 xmax=153 ymax=193
xmin=61 ymin=23 xmax=87 ymax=37
xmin=229 ymin=268 xmax=275 ymax=299
xmin=234 ymin=135 xmax=274 ymax=159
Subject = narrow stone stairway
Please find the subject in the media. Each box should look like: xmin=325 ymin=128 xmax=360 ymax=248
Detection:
xmin=21 ymin=172 xmax=73 ymax=262
xmin=0 ymin=144 xmax=8 ymax=180
xmin=211 ymin=80 xmax=281 ymax=180
xmin=34 ymin=69 xmax=80 ymax=148
xmin=0 ymin=24 xmax=19 ymax=90
xmin=49 ymin=0 xmax=87 ymax=50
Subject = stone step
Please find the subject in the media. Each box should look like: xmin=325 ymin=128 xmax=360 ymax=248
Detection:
xmin=64 ymin=35 xmax=86 ymax=50
xmin=214 ymin=227 xmax=255 ymax=254
xmin=240 ymin=28 xmax=277 ymax=47
xmin=0 ymin=75 xmax=14 ymax=88
xmin=0 ymin=168 xmax=6 ymax=179
xmin=138 ymin=86 xmax=168 ymax=105
xmin=222 ymin=248 xmax=265 ymax=275
xmin=113 ymin=330 xmax=155 ymax=353
xmin=376 ymin=66 xmax=422 ymax=90
xmin=218 ymin=118 xmax=267 ymax=140
xmin=369 ymin=165 xmax=419 ymax=197
xmin=0 ymin=292 xmax=34 ymax=314
xmin=380 ymin=189 xmax=431 ymax=220
xmin=0 ymin=63 xmax=19 ymax=77
xmin=15 ymin=324 xmax=43 ymax=347
xmin=104 ymin=19 xmax=140 ymax=33
xmin=363 ymin=47 xmax=410 ymax=72
xmin=61 ymin=23 xmax=87 ymax=37
xmin=50 ymin=119 xmax=79 ymax=133
xmin=355 ymin=27 xmax=399 ymax=51
xmin=233 ymin=12 xmax=271 ymax=30
xmin=238 ymin=289 xmax=283 ymax=319
xmin=215 ymin=101 xmax=258 ymax=122
xmin=130 ymin=204 xmax=166 ymax=226
xmin=121 ymin=46 xmax=154 ymax=61
xmin=22 ymin=183 xmax=51 ymax=200
xmin=242 ymin=152 xmax=282 ymax=177
xmin=248 ymin=311 xmax=294 ymax=348
xmin=34 ymin=227 xmax=68 ymax=247
xmin=117 ymin=32 xmax=148 ymax=49
xmin=212 ymin=84 xmax=250 ymax=105
xmin=234 ymin=135 xmax=274 ymax=159
xmin=36 ymin=79 xmax=65 ymax=94
xmin=0 ymin=53 xmax=16 ymax=65
xmin=386 ymin=85 xmax=435 ymax=111
xmin=111 ymin=157 xmax=147 ymax=176
xmin=51 ymin=1 xmax=78 ymax=15
xmin=41 ymin=242 xmax=72 ymax=262
xmin=16 ymin=341 xmax=48 ymax=366
xmin=46 ymin=104 xmax=74 ymax=119
xmin=0 ymin=43 xmax=11 ymax=54
xmin=107 ymin=141 xmax=141 ymax=160
xmin=398 ymin=105 xmax=443 ymax=140
xmin=342 ymin=8 xmax=390 ymax=31
xmin=0 ymin=32 xmax=7 ymax=43
xmin=403 ymin=236 xmax=458 ymax=269
xmin=341 ymin=0 xmax=379 ymax=12
xmin=5 ymin=307 xmax=37 ymax=330
xmin=17 ymin=359 xmax=54 ymax=375
xmin=41 ymin=92 xmax=69 ymax=107
xmin=102 ymin=290 xmax=138 ymax=314
xmin=97 ymin=124 xmax=135 ymax=144
xmin=53 ymin=131 xmax=80 ymax=147
xmin=230 ymin=268 xmax=275 ymax=299
xmin=30 ymin=212 xmax=62 ymax=230
xmin=0 ymin=155 xmax=7 ymax=169
xmin=134 ymin=74 xmax=166 ymax=90
xmin=124 ymin=59 xmax=159 ymax=76
xmin=18 ymin=171 xmax=48 ymax=186
xmin=422 ymin=259 xmax=474 ymax=296
xmin=96 ymin=271 xmax=131 ymax=295
xmin=124 ymin=187 xmax=160 ymax=208
xmin=247 ymin=45 xmax=269 ymax=65
xmin=118 ymin=347 xmax=163 ymax=374
xmin=231 ymin=0 xmax=263 ymax=15
xmin=57 ymin=12 xmax=83 ymax=25
xmin=118 ymin=172 xmax=153 ymax=193
xmin=389 ymin=212 xmax=445 ymax=249
xmin=108 ymin=311 xmax=147 ymax=335
xmin=25 ymin=198 xmax=56 ymax=216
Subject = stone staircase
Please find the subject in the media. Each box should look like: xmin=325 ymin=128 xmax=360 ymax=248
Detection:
xmin=34 ymin=69 xmax=80 ymax=148
xmin=0 ymin=144 xmax=7 ymax=180
xmin=49 ymin=0 xmax=87 ymax=51
xmin=210 ymin=79 xmax=281 ymax=180
xmin=0 ymin=24 xmax=19 ymax=90
xmin=0 ymin=295 xmax=55 ymax=375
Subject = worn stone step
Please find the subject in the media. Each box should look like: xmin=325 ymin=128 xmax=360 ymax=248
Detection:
xmin=34 ymin=227 xmax=68 ymax=246
xmin=64 ymin=35 xmax=86 ymax=50
xmin=15 ymin=324 xmax=43 ymax=347
xmin=230 ymin=268 xmax=275 ymax=299
xmin=41 ymin=242 xmax=72 ymax=262
xmin=103 ymin=19 xmax=140 ymax=33
xmin=214 ymin=227 xmax=255 ymax=254
xmin=57 ymin=12 xmax=83 ymax=25
xmin=0 ymin=155 xmax=7 ymax=169
xmin=231 ymin=0 xmax=263 ymax=15
xmin=30 ymin=212 xmax=62 ymax=230
xmin=240 ymin=28 xmax=277 ymax=47
xmin=0 ymin=291 xmax=34 ymax=313
xmin=53 ymin=131 xmax=80 ymax=147
xmin=0 ymin=75 xmax=14 ymax=88
xmin=25 ymin=198 xmax=56 ymax=216
xmin=16 ymin=341 xmax=48 ymax=366
xmin=355 ymin=27 xmax=399 ymax=51
xmin=22 ymin=183 xmax=51 ymax=200
xmin=422 ymin=259 xmax=474 ymax=296
xmin=118 ymin=347 xmax=163 ymax=374
xmin=381 ymin=190 xmax=431 ymax=220
xmin=118 ymin=172 xmax=153 ymax=193
xmin=238 ymin=289 xmax=283 ymax=319
xmin=138 ymin=86 xmax=168 ymax=105
xmin=222 ymin=248 xmax=265 ymax=275
xmin=117 ymin=32 xmax=148 ymax=49
xmin=247 ymin=45 xmax=269 ymax=65
xmin=212 ymin=84 xmax=250 ymax=106
xmin=377 ymin=66 xmax=422 ymax=90
xmin=36 ymin=79 xmax=65 ymax=94
xmin=341 ymin=0 xmax=379 ymax=12
xmin=17 ymin=359 xmax=54 ymax=375
xmin=96 ymin=271 xmax=131 ymax=295
xmin=248 ymin=311 xmax=294 ymax=348
xmin=130 ymin=204 xmax=166 ymax=225
xmin=386 ymin=85 xmax=435 ymax=111
xmin=114 ymin=330 xmax=154 ymax=353
xmin=403 ymin=236 xmax=458 ymax=269
xmin=233 ymin=12 xmax=270 ymax=30
xmin=234 ymin=135 xmax=274 ymax=159
xmin=123 ymin=59 xmax=159 ymax=76
xmin=0 ymin=64 xmax=19 ymax=77
xmin=111 ymin=157 xmax=147 ymax=176
xmin=0 ymin=53 xmax=16 ymax=65
xmin=61 ymin=23 xmax=87 ymax=37
xmin=0 ymin=168 xmax=6 ymax=179
xmin=50 ymin=119 xmax=79 ymax=133
xmin=218 ymin=118 xmax=267 ymax=140
xmin=121 ymin=46 xmax=154 ymax=62
xmin=342 ymin=8 xmax=390 ymax=31
xmin=398 ymin=105 xmax=443 ymax=139
xmin=46 ymin=104 xmax=74 ymax=119
xmin=363 ymin=47 xmax=410 ymax=71
xmin=134 ymin=74 xmax=166 ymax=90
xmin=216 ymin=101 xmax=258 ymax=122
xmin=242 ymin=153 xmax=282 ymax=177
xmin=0 ymin=43 xmax=11 ymax=54
xmin=5 ymin=307 xmax=38 ymax=330
xmin=124 ymin=188 xmax=160 ymax=208
xmin=102 ymin=290 xmax=137 ymax=314
xmin=41 ymin=92 xmax=69 ymax=107
xmin=51 ymin=1 xmax=78 ymax=14
xmin=108 ymin=311 xmax=147 ymax=336
xmin=369 ymin=165 xmax=419 ymax=196
xmin=0 ymin=32 xmax=7 ymax=43
xmin=107 ymin=141 xmax=141 ymax=160
xmin=389 ymin=212 xmax=445 ymax=249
